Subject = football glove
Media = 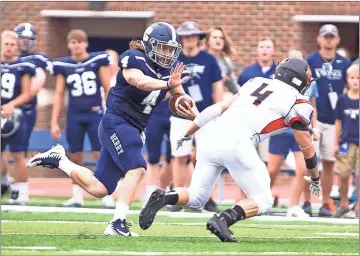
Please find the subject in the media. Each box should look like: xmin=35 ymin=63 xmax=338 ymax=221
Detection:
xmin=177 ymin=134 xmax=192 ymax=150
xmin=304 ymin=176 xmax=321 ymax=196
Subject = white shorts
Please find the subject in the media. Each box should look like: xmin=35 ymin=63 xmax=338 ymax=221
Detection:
xmin=170 ymin=116 xmax=193 ymax=157
xmin=187 ymin=129 xmax=273 ymax=215
xmin=317 ymin=121 xmax=336 ymax=162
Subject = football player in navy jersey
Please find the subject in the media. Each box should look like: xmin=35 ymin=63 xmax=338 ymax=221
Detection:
xmin=13 ymin=23 xmax=53 ymax=154
xmin=306 ymin=24 xmax=351 ymax=217
xmin=1 ymin=30 xmax=36 ymax=204
xmin=27 ymin=22 xmax=194 ymax=236
xmin=51 ymin=29 xmax=113 ymax=208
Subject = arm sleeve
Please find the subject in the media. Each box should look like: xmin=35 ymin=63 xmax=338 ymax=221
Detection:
xmin=284 ymin=99 xmax=314 ymax=127
xmin=97 ymin=52 xmax=113 ymax=67
xmin=52 ymin=61 xmax=63 ymax=76
xmin=21 ymin=62 xmax=36 ymax=77
xmin=118 ymin=53 xmax=145 ymax=71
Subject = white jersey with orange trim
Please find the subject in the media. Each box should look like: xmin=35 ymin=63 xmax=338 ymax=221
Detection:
xmin=206 ymin=77 xmax=314 ymax=145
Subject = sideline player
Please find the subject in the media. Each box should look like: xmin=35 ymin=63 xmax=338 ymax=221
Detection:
xmin=27 ymin=22 xmax=193 ymax=236
xmin=51 ymin=29 xmax=112 ymax=207
xmin=139 ymin=58 xmax=321 ymax=242
xmin=1 ymin=30 xmax=36 ymax=204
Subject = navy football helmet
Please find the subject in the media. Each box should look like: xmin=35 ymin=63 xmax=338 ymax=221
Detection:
xmin=142 ymin=22 xmax=182 ymax=69
xmin=275 ymin=57 xmax=313 ymax=95
xmin=1 ymin=108 xmax=22 ymax=138
xmin=13 ymin=23 xmax=37 ymax=54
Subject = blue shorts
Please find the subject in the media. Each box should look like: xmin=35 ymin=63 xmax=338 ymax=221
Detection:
xmin=269 ymin=132 xmax=300 ymax=157
xmin=94 ymin=113 xmax=147 ymax=195
xmin=66 ymin=111 xmax=102 ymax=153
xmin=1 ymin=113 xmax=27 ymax=153
xmin=145 ymin=113 xmax=171 ymax=164
xmin=24 ymin=108 xmax=37 ymax=153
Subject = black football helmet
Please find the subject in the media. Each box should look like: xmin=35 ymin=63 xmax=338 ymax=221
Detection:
xmin=275 ymin=57 xmax=313 ymax=95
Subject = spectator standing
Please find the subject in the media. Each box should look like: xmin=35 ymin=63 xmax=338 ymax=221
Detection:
xmin=306 ymin=24 xmax=351 ymax=217
xmin=333 ymin=64 xmax=359 ymax=218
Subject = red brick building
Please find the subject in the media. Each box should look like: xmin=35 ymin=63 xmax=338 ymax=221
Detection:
xmin=1 ymin=1 xmax=359 ymax=129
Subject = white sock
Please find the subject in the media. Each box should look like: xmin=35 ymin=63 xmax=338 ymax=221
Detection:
xmin=1 ymin=175 xmax=10 ymax=186
xmin=19 ymin=182 xmax=29 ymax=197
xmin=72 ymin=184 xmax=84 ymax=201
xmin=144 ymin=185 xmax=157 ymax=203
xmin=11 ymin=182 xmax=20 ymax=192
xmin=58 ymin=158 xmax=78 ymax=176
xmin=112 ymin=201 xmax=129 ymax=221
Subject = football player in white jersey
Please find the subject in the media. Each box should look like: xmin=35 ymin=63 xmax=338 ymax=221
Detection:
xmin=139 ymin=57 xmax=321 ymax=242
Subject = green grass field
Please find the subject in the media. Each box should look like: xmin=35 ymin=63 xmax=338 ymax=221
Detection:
xmin=1 ymin=197 xmax=359 ymax=256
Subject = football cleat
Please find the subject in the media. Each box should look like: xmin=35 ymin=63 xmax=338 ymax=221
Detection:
xmin=27 ymin=144 xmax=66 ymax=169
xmin=139 ymin=189 xmax=166 ymax=230
xmin=7 ymin=190 xmax=28 ymax=205
xmin=63 ymin=197 xmax=84 ymax=208
xmin=206 ymin=214 xmax=238 ymax=242
xmin=286 ymin=205 xmax=310 ymax=218
xmin=104 ymin=219 xmax=139 ymax=237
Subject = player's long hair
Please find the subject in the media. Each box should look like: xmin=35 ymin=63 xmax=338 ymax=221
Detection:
xmin=129 ymin=40 xmax=145 ymax=52
xmin=204 ymin=26 xmax=237 ymax=58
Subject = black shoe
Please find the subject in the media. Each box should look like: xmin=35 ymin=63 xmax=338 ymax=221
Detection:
xmin=204 ymin=198 xmax=220 ymax=213
xmin=139 ymin=189 xmax=166 ymax=230
xmin=302 ymin=201 xmax=312 ymax=217
xmin=1 ymin=184 xmax=10 ymax=197
xmin=206 ymin=214 xmax=238 ymax=242
xmin=318 ymin=204 xmax=333 ymax=217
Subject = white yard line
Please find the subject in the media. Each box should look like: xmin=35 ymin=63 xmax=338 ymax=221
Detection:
xmin=2 ymin=246 xmax=56 ymax=250
xmin=3 ymin=220 xmax=356 ymax=230
xmin=1 ymin=250 xmax=357 ymax=256
xmin=3 ymin=232 xmax=356 ymax=239
xmin=2 ymin=205 xmax=359 ymax=224
xmin=315 ymin=232 xmax=359 ymax=237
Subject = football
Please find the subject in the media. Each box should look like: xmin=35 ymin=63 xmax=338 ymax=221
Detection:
xmin=169 ymin=93 xmax=194 ymax=116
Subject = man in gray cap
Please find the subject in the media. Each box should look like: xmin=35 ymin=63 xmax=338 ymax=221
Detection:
xmin=305 ymin=24 xmax=351 ymax=217
xmin=169 ymin=21 xmax=224 ymax=213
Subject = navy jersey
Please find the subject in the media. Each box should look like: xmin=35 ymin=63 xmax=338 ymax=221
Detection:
xmin=106 ymin=49 xmax=175 ymax=131
xmin=306 ymin=51 xmax=351 ymax=124
xmin=20 ymin=52 xmax=53 ymax=110
xmin=238 ymin=61 xmax=277 ymax=86
xmin=152 ymin=98 xmax=171 ymax=116
xmin=335 ymin=94 xmax=359 ymax=145
xmin=1 ymin=58 xmax=36 ymax=107
xmin=53 ymin=51 xmax=111 ymax=112
xmin=177 ymin=51 xmax=222 ymax=113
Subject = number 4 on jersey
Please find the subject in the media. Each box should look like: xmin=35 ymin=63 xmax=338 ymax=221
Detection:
xmin=251 ymin=83 xmax=273 ymax=106
xmin=142 ymin=90 xmax=161 ymax=114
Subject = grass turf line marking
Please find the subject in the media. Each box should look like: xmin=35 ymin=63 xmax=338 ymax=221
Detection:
xmin=3 ymin=205 xmax=359 ymax=224
xmin=1 ymin=250 xmax=357 ymax=256
xmin=315 ymin=232 xmax=359 ymax=237
xmin=2 ymin=246 xmax=56 ymax=250
xmin=3 ymin=232 xmax=357 ymax=239
xmin=3 ymin=220 xmax=356 ymax=230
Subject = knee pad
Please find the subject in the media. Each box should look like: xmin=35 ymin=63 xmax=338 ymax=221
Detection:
xmin=250 ymin=192 xmax=274 ymax=215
